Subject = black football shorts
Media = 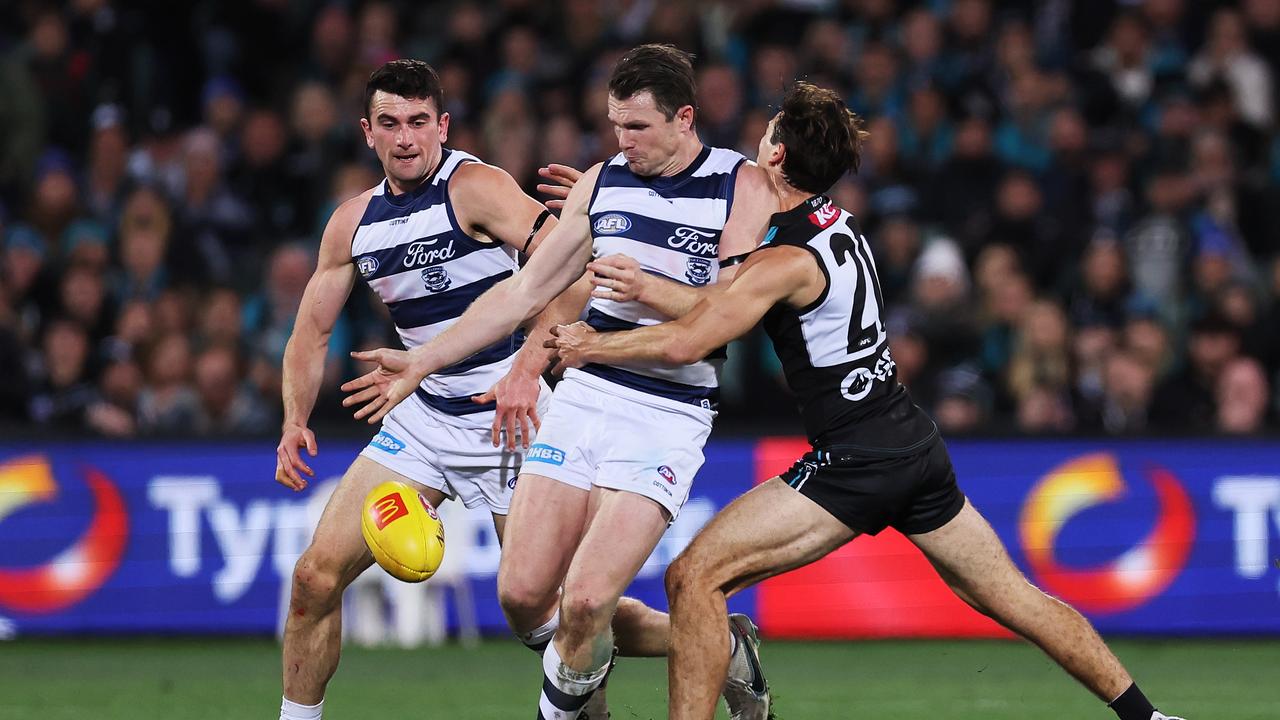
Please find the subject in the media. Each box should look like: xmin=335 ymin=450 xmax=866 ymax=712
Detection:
xmin=779 ymin=436 xmax=965 ymax=536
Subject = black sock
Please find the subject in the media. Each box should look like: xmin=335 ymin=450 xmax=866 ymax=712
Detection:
xmin=1109 ymin=683 xmax=1155 ymax=720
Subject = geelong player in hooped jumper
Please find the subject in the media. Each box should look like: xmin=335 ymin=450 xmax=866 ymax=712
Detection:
xmin=273 ymin=60 xmax=666 ymax=720
xmin=342 ymin=45 xmax=776 ymax=719
xmin=546 ymin=83 xmax=1186 ymax=720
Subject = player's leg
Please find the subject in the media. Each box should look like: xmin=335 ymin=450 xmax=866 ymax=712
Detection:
xmin=538 ymin=486 xmax=672 ymax=717
xmin=612 ymin=596 xmax=669 ymax=657
xmin=496 ymin=471 xmax=591 ymax=646
xmin=281 ymin=455 xmax=448 ymax=714
xmin=909 ymin=500 xmax=1169 ymax=720
xmin=664 ymin=477 xmax=855 ymax=720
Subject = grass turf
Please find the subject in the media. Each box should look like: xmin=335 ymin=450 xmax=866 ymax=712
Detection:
xmin=0 ymin=637 xmax=1274 ymax=719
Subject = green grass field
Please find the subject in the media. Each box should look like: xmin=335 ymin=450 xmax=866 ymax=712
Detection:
xmin=0 ymin=637 xmax=1274 ymax=719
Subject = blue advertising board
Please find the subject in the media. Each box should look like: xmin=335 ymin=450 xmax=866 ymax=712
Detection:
xmin=1 ymin=438 xmax=1278 ymax=637
xmin=0 ymin=439 xmax=757 ymax=636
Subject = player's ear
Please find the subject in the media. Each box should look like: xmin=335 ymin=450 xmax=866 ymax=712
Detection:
xmin=770 ymin=141 xmax=787 ymax=170
xmin=438 ymin=111 xmax=450 ymax=143
xmin=360 ymin=117 xmax=375 ymax=149
xmin=676 ymin=104 xmax=695 ymax=133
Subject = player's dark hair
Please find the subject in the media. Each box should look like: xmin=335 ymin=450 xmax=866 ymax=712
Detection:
xmin=364 ymin=60 xmax=445 ymax=118
xmin=770 ymin=82 xmax=869 ymax=194
xmin=608 ymin=44 xmax=697 ymax=121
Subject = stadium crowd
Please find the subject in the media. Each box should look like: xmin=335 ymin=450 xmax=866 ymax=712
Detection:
xmin=1 ymin=0 xmax=1279 ymax=437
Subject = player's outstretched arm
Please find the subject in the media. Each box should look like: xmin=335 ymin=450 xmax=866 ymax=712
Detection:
xmin=550 ymin=245 xmax=820 ymax=370
xmin=448 ymin=160 xmax=590 ymax=449
xmin=341 ymin=164 xmax=602 ymax=424
xmin=591 ymin=163 xmax=777 ymax=319
xmin=275 ymin=194 xmax=362 ymax=490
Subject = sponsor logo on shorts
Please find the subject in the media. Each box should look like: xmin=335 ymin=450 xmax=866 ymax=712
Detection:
xmin=371 ymin=492 xmax=409 ymax=530
xmin=652 ymin=480 xmax=673 ymax=496
xmin=356 ymin=255 xmax=379 ymax=278
xmin=507 ymin=477 xmax=518 ymax=489
xmin=657 ymin=465 xmax=677 ymax=484
xmin=593 ymin=213 xmax=631 ymax=235
xmin=368 ymin=430 xmax=405 ymax=454
xmin=525 ymin=443 xmax=566 ymax=466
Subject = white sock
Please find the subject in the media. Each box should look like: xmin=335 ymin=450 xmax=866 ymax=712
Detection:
xmin=728 ymin=628 xmax=739 ymax=657
xmin=537 ymin=640 xmax=609 ymax=719
xmin=519 ymin=609 xmax=560 ymax=655
xmin=280 ymin=696 xmax=322 ymax=720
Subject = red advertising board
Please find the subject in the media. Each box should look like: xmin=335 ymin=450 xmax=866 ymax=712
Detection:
xmin=753 ymin=438 xmax=1011 ymax=639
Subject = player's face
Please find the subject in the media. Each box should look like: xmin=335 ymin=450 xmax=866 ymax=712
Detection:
xmin=361 ymin=91 xmax=450 ymax=192
xmin=608 ymin=91 xmax=692 ymax=177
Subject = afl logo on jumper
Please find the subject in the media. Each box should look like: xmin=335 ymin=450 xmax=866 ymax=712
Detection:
xmin=594 ymin=214 xmax=631 ymax=235
xmin=356 ymin=256 xmax=379 ymax=278
xmin=422 ymin=266 xmax=452 ymax=292
xmin=685 ymin=257 xmax=713 ymax=286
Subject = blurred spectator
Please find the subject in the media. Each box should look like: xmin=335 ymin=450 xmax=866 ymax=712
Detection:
xmin=58 ymin=263 xmax=112 ymax=345
xmin=1007 ymin=300 xmax=1073 ymax=421
xmin=932 ymin=364 xmax=993 ymax=434
xmin=897 ymin=83 xmax=954 ymax=175
xmin=1151 ymin=315 xmax=1241 ymax=430
xmin=1215 ymin=355 xmax=1269 ymax=434
xmin=193 ymin=344 xmax=273 ymax=435
xmin=1091 ymin=12 xmax=1157 ymax=117
xmin=242 ymin=244 xmax=351 ymax=407
xmin=697 ymin=63 xmax=744 ymax=149
xmin=907 ymin=237 xmax=978 ymax=371
xmin=174 ymin=127 xmax=248 ymax=286
xmin=987 ymin=170 xmax=1064 ymax=288
xmin=1066 ymin=236 xmax=1132 ymax=329
xmin=113 ymin=187 xmax=172 ymax=304
xmin=1125 ymin=167 xmax=1194 ymax=320
xmin=1085 ymin=348 xmax=1158 ymax=434
xmin=872 ymin=216 xmax=922 ymax=307
xmin=28 ymin=318 xmax=96 ymax=429
xmin=197 ymin=287 xmax=243 ymax=351
xmin=1189 ymin=8 xmax=1274 ymax=128
xmin=927 ymin=116 xmax=1001 ymax=254
xmin=1124 ymin=315 xmax=1174 ymax=380
xmin=137 ymin=332 xmax=200 ymax=434
xmin=90 ymin=358 xmax=140 ymax=437
xmin=85 ymin=111 xmax=130 ymax=225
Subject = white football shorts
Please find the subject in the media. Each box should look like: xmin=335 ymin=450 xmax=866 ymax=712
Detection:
xmin=359 ymin=379 xmax=551 ymax=514
xmin=522 ymin=369 xmax=715 ymax=519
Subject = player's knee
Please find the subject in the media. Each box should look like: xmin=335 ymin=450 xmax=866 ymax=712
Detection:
xmin=291 ymin=550 xmax=344 ymax=609
xmin=559 ymin=585 xmax=614 ymax=631
xmin=664 ymin=553 xmax=709 ymax=601
xmin=497 ymin=575 xmax=554 ymax=622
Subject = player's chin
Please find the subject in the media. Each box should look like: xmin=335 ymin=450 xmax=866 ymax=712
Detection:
xmin=388 ymin=155 xmax=424 ymax=177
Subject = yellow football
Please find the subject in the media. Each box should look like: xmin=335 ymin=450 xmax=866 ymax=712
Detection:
xmin=360 ymin=480 xmax=446 ymax=582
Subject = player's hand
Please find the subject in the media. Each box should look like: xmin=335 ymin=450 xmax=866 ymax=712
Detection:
xmin=588 ymin=254 xmax=648 ymax=303
xmin=536 ymin=164 xmax=582 ymax=211
xmin=472 ymin=368 xmax=542 ymax=450
xmin=276 ymin=423 xmax=318 ymax=491
xmin=341 ymin=348 xmax=422 ymax=424
xmin=546 ymin=321 xmax=597 ymax=374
